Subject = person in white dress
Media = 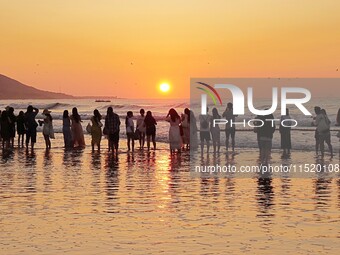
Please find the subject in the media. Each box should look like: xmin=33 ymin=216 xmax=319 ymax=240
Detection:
xmin=166 ymin=108 xmax=182 ymax=154
xmin=39 ymin=109 xmax=54 ymax=150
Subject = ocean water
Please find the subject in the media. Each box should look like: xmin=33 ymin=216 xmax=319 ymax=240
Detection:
xmin=0 ymin=98 xmax=339 ymax=151
xmin=0 ymin=139 xmax=339 ymax=254
xmin=0 ymin=100 xmax=339 ymax=254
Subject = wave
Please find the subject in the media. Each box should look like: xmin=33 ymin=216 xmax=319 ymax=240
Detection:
xmin=44 ymin=102 xmax=71 ymax=109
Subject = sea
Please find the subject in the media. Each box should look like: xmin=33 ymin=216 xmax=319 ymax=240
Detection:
xmin=1 ymin=98 xmax=340 ymax=254
xmin=0 ymin=97 xmax=339 ymax=151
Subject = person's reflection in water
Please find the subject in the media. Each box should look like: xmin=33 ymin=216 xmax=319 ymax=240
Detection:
xmin=224 ymin=178 xmax=235 ymax=208
xmin=105 ymin=152 xmax=120 ymax=213
xmin=62 ymin=149 xmax=73 ymax=168
xmin=90 ymin=151 xmax=102 ymax=202
xmin=43 ymin=149 xmax=53 ymax=192
xmin=256 ymin=168 xmax=275 ymax=222
xmin=1 ymin=148 xmax=14 ymax=161
xmin=70 ymin=147 xmax=84 ymax=168
xmin=169 ymin=153 xmax=182 ymax=172
xmin=314 ymin=176 xmax=332 ymax=211
xmin=91 ymin=151 xmax=102 ymax=170
xmin=146 ymin=151 xmax=156 ymax=168
xmin=24 ymin=149 xmax=37 ymax=194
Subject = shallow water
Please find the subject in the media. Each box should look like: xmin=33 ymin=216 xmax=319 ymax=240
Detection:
xmin=0 ymin=135 xmax=340 ymax=254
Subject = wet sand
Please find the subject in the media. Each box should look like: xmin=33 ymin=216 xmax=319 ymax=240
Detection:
xmin=0 ymin=134 xmax=339 ymax=254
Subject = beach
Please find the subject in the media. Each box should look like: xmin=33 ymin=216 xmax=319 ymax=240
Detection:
xmin=1 ymin=133 xmax=340 ymax=254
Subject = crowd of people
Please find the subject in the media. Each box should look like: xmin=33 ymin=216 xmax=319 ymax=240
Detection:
xmin=197 ymin=104 xmax=339 ymax=162
xmin=0 ymin=105 xmax=194 ymax=155
xmin=0 ymin=104 xmax=339 ymax=161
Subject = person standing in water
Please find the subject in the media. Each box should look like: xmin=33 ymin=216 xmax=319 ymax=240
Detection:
xmin=279 ymin=108 xmax=292 ymax=156
xmin=313 ymin=106 xmax=331 ymax=158
xmin=166 ymin=108 xmax=182 ymax=154
xmin=210 ymin=108 xmax=221 ymax=153
xmin=125 ymin=111 xmax=135 ymax=152
xmin=0 ymin=110 xmax=11 ymax=150
xmin=7 ymin=107 xmax=16 ymax=148
xmin=39 ymin=109 xmax=54 ymax=150
xmin=70 ymin=107 xmax=85 ymax=148
xmin=222 ymin=102 xmax=237 ymax=152
xmin=257 ymin=113 xmax=276 ymax=164
xmin=90 ymin=109 xmax=103 ymax=152
xmin=181 ymin=108 xmax=190 ymax=150
xmin=190 ymin=110 xmax=198 ymax=150
xmin=336 ymin=108 xmax=340 ymax=126
xmin=199 ymin=107 xmax=212 ymax=156
xmin=321 ymin=109 xmax=333 ymax=157
xmin=136 ymin=109 xmax=146 ymax=149
xmin=16 ymin=111 xmax=26 ymax=148
xmin=144 ymin=111 xmax=157 ymax=151
xmin=62 ymin=110 xmax=73 ymax=149
xmin=24 ymin=105 xmax=39 ymax=151
xmin=104 ymin=107 xmax=121 ymax=154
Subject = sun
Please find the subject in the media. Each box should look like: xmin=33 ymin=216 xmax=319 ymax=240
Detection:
xmin=159 ymin=82 xmax=170 ymax=93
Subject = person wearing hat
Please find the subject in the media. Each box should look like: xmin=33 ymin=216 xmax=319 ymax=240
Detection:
xmin=39 ymin=109 xmax=54 ymax=150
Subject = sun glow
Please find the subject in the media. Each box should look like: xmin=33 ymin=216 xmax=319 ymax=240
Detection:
xmin=159 ymin=83 xmax=170 ymax=93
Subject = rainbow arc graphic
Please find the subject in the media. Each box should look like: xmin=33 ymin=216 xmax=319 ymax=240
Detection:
xmin=196 ymin=82 xmax=222 ymax=105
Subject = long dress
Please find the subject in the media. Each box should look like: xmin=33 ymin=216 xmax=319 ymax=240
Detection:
xmin=71 ymin=116 xmax=85 ymax=147
xmin=280 ymin=115 xmax=292 ymax=149
xmin=181 ymin=113 xmax=190 ymax=145
xmin=91 ymin=117 xmax=102 ymax=145
xmin=166 ymin=116 xmax=181 ymax=150
xmin=62 ymin=117 xmax=73 ymax=148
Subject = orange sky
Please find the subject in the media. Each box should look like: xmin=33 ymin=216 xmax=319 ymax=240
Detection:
xmin=0 ymin=0 xmax=339 ymax=98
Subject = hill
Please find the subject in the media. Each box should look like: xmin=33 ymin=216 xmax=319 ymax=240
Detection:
xmin=0 ymin=74 xmax=74 ymax=99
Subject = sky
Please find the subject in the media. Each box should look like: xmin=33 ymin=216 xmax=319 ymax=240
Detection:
xmin=0 ymin=0 xmax=339 ymax=98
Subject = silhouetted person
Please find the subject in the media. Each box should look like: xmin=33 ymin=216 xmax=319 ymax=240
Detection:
xmin=16 ymin=111 xmax=26 ymax=148
xmin=257 ymin=114 xmax=276 ymax=164
xmin=104 ymin=107 xmax=120 ymax=154
xmin=321 ymin=109 xmax=333 ymax=157
xmin=38 ymin=109 xmax=54 ymax=150
xmin=136 ymin=109 xmax=146 ymax=149
xmin=279 ymin=108 xmax=292 ymax=156
xmin=24 ymin=105 xmax=39 ymax=150
xmin=313 ymin=106 xmax=331 ymax=158
xmin=190 ymin=110 xmax=198 ymax=150
xmin=199 ymin=107 xmax=211 ymax=155
xmin=70 ymin=107 xmax=85 ymax=148
xmin=222 ymin=102 xmax=237 ymax=152
xmin=7 ymin=107 xmax=16 ymax=148
xmin=336 ymin=108 xmax=340 ymax=126
xmin=62 ymin=110 xmax=73 ymax=149
xmin=125 ymin=111 xmax=135 ymax=152
xmin=1 ymin=110 xmax=11 ymax=150
xmin=144 ymin=111 xmax=157 ymax=151
xmin=181 ymin=108 xmax=190 ymax=150
xmin=166 ymin=108 xmax=182 ymax=154
xmin=91 ymin=109 xmax=103 ymax=152
xmin=211 ymin=108 xmax=221 ymax=153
